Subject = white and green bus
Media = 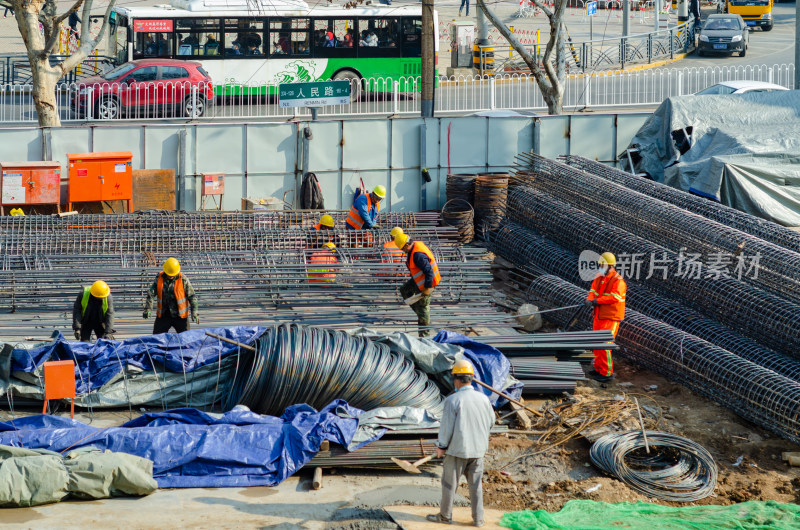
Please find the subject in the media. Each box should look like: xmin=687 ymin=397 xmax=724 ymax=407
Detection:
xmin=107 ymin=0 xmax=438 ymax=97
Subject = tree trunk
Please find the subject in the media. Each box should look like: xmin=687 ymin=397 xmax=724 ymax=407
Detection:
xmin=31 ymin=61 xmax=62 ymax=127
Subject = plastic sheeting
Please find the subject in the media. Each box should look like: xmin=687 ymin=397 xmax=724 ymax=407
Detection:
xmin=622 ymin=91 xmax=800 ymax=226
xmin=0 ymin=400 xmax=373 ymax=488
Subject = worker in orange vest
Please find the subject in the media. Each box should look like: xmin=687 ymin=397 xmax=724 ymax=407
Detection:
xmin=394 ymin=228 xmax=441 ymax=337
xmin=308 ymin=242 xmax=338 ymax=283
xmin=313 ymin=214 xmax=335 ymax=231
xmin=346 ymin=185 xmax=385 ymax=230
xmin=309 ymin=214 xmax=337 ymax=248
xmin=143 ymin=257 xmax=199 ymax=334
xmin=585 ymin=252 xmax=627 ymax=382
xmin=379 ymin=226 xmax=407 ymax=277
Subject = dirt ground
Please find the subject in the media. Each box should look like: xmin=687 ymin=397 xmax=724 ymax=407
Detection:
xmin=476 ymin=355 xmax=800 ymax=515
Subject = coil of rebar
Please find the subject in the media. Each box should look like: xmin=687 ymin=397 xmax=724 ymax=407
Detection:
xmin=474 ymin=174 xmax=509 ymax=236
xmin=441 ymin=199 xmax=475 ymax=244
xmin=590 ymin=431 xmax=718 ymax=502
xmin=446 ymin=173 xmax=478 ymax=205
xmin=224 ymin=323 xmax=445 ymax=416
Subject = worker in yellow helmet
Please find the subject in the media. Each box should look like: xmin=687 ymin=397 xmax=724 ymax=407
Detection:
xmin=379 ymin=226 xmax=406 ymax=277
xmin=394 ymin=229 xmax=442 ymax=337
xmin=308 ymin=242 xmax=339 ymax=283
xmin=309 ymin=214 xmax=339 ymax=249
xmin=585 ymin=252 xmax=627 ymax=383
xmin=346 ymin=184 xmax=386 ymax=230
xmin=143 ymin=258 xmax=198 ymax=334
xmin=427 ymin=359 xmax=494 ymax=527
xmin=72 ymin=280 xmax=115 ymax=341
xmin=313 ymin=214 xmax=335 ymax=231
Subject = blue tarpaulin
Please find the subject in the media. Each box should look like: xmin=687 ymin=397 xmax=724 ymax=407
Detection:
xmin=0 ymin=400 xmax=374 ymax=488
xmin=433 ymin=330 xmax=523 ymax=405
xmin=10 ymin=327 xmax=265 ymax=393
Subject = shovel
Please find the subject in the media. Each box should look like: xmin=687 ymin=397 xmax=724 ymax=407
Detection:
xmin=391 ymin=454 xmax=435 ymax=474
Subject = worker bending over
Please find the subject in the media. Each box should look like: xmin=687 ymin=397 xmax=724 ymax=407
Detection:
xmin=143 ymin=258 xmax=199 ymax=334
xmin=428 ymin=360 xmax=494 ymax=527
xmin=308 ymin=242 xmax=339 ymax=283
xmin=585 ymin=252 xmax=627 ymax=382
xmin=72 ymin=280 xmax=115 ymax=341
xmin=346 ymin=185 xmax=385 ymax=230
xmin=394 ymin=229 xmax=441 ymax=337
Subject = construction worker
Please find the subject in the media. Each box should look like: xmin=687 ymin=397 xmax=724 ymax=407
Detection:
xmin=313 ymin=214 xmax=335 ymax=231
xmin=308 ymin=242 xmax=338 ymax=283
xmin=379 ymin=226 xmax=407 ymax=277
xmin=427 ymin=360 xmax=494 ymax=527
xmin=72 ymin=280 xmax=114 ymax=341
xmin=394 ymin=229 xmax=441 ymax=337
xmin=143 ymin=258 xmax=198 ymax=334
xmin=309 ymin=214 xmax=337 ymax=248
xmin=585 ymin=252 xmax=627 ymax=383
xmin=346 ymin=185 xmax=385 ymax=230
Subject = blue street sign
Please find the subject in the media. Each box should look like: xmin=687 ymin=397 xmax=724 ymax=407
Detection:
xmin=587 ymin=0 xmax=598 ymax=16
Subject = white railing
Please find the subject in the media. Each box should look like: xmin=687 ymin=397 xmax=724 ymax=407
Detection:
xmin=0 ymin=63 xmax=793 ymax=123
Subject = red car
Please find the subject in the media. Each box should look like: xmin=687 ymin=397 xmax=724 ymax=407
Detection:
xmin=72 ymin=59 xmax=213 ymax=119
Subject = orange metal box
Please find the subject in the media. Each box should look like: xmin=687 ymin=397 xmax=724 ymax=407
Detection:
xmin=201 ymin=173 xmax=225 ymax=196
xmin=1 ymin=161 xmax=61 ymax=214
xmin=67 ymin=151 xmax=133 ymax=212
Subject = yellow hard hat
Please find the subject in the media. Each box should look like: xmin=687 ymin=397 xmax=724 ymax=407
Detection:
xmin=323 ymin=242 xmax=336 ymax=250
xmin=394 ymin=232 xmax=410 ymax=250
xmin=452 ymin=359 xmax=475 ymax=376
xmin=390 ymin=226 xmax=404 ymax=239
xmin=90 ymin=280 xmax=110 ymax=299
xmin=320 ymin=214 xmax=335 ymax=228
xmin=163 ymin=257 xmax=181 ymax=276
xmin=598 ymin=252 xmax=617 ymax=267
xmin=373 ymin=185 xmax=387 ymax=199
xmin=9 ymin=208 xmax=25 ymax=216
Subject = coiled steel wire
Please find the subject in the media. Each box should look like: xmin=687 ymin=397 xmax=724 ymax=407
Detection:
xmin=446 ymin=173 xmax=478 ymax=205
xmin=562 ymin=155 xmax=800 ymax=254
xmin=224 ymin=323 xmax=444 ymax=416
xmin=488 ymin=222 xmax=800 ymax=381
xmin=441 ymin=199 xmax=475 ymax=244
xmin=527 ymin=274 xmax=800 ymax=446
xmin=474 ymin=174 xmax=509 ymax=236
xmin=514 ymin=153 xmax=800 ymax=304
xmin=590 ymin=431 xmax=717 ymax=502
xmin=506 ymin=186 xmax=800 ymax=359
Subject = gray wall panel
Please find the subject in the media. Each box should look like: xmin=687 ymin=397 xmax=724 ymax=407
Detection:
xmin=439 ymin=117 xmax=487 ymax=172
xmin=569 ymin=115 xmax=615 ymax=162
xmin=195 ymin=124 xmax=245 ymax=174
xmin=0 ymin=128 xmax=41 ymax=162
xmin=143 ymin=126 xmax=182 ymax=173
xmin=246 ymin=123 xmax=298 ymax=174
xmin=343 ymin=120 xmax=390 ymax=170
xmin=487 ymin=117 xmax=534 ymax=168
xmin=616 ymin=113 xmax=651 ymax=159
xmin=536 ymin=116 xmax=569 ymax=159
xmin=50 ymin=127 xmax=92 ymax=174
xmin=91 ymin=126 xmax=145 ymax=169
xmin=307 ymin=121 xmax=341 ymax=172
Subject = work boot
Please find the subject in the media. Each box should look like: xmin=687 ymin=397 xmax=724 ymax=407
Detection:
xmin=588 ymin=370 xmax=614 ymax=383
xmin=426 ymin=513 xmax=452 ymax=525
xmin=474 ymin=521 xmax=485 ymax=527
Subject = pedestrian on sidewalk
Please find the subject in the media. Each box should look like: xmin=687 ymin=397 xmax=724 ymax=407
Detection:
xmin=143 ymin=258 xmax=199 ymax=333
xmin=3 ymin=6 xmax=13 ymax=18
xmin=459 ymin=0 xmax=470 ymax=17
xmin=427 ymin=360 xmax=494 ymax=527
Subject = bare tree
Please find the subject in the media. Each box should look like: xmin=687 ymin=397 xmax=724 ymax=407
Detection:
xmin=476 ymin=0 xmax=567 ymax=115
xmin=10 ymin=0 xmax=117 ymax=126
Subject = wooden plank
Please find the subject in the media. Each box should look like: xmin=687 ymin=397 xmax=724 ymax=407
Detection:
xmin=133 ymin=169 xmax=175 ymax=211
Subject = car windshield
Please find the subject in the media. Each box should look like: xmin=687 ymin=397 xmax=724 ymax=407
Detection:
xmin=101 ymin=63 xmax=138 ymax=80
xmin=695 ymin=84 xmax=738 ymax=96
xmin=703 ymin=18 xmax=740 ymax=30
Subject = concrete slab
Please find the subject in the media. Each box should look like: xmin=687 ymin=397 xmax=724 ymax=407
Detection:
xmin=385 ymin=505 xmax=507 ymax=529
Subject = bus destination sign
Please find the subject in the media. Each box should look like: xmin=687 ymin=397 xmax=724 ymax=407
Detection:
xmin=278 ymin=81 xmax=351 ymax=108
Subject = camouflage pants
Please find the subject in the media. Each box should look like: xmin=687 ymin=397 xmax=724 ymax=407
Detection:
xmin=399 ymin=278 xmax=432 ymax=337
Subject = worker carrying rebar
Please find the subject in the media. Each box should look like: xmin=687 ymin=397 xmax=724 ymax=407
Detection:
xmin=585 ymin=252 xmax=627 ymax=383
xmin=143 ymin=257 xmax=199 ymax=334
xmin=394 ymin=228 xmax=441 ymax=338
xmin=346 ymin=185 xmax=385 ymax=230
xmin=72 ymin=280 xmax=115 ymax=341
xmin=427 ymin=359 xmax=494 ymax=527
xmin=308 ymin=242 xmax=338 ymax=283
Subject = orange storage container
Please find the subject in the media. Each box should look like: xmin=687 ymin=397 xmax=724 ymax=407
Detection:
xmin=1 ymin=161 xmax=61 ymax=215
xmin=67 ymin=151 xmax=133 ymax=212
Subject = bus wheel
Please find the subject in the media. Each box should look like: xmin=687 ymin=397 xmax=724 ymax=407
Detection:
xmin=333 ymin=70 xmax=362 ymax=103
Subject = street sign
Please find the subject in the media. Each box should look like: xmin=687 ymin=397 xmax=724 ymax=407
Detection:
xmin=587 ymin=0 xmax=597 ymax=16
xmin=278 ymin=81 xmax=351 ymax=108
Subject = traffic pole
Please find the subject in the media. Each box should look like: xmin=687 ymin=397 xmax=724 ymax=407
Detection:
xmin=421 ymin=0 xmax=435 ymax=117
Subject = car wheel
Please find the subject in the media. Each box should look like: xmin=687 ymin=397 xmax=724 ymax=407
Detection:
xmin=740 ymin=46 xmax=746 ymax=57
xmin=762 ymin=23 xmax=773 ymax=31
xmin=697 ymin=49 xmax=705 ymax=57
xmin=332 ymin=70 xmax=362 ymax=103
xmin=96 ymin=96 xmax=120 ymax=120
xmin=183 ymin=94 xmax=206 ymax=118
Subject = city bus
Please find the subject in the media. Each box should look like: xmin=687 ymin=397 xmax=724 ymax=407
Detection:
xmin=106 ymin=0 xmax=438 ymax=98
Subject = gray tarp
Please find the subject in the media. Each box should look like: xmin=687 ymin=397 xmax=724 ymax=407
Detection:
xmin=622 ymin=91 xmax=800 ymax=227
xmin=0 ymin=445 xmax=157 ymax=507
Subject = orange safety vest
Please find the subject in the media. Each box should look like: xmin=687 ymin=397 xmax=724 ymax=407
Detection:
xmin=313 ymin=223 xmax=322 ymax=230
xmin=156 ymin=272 xmax=189 ymax=318
xmin=407 ymin=241 xmax=441 ymax=291
xmin=346 ymin=193 xmax=381 ymax=230
xmin=308 ymin=251 xmax=338 ymax=283
xmin=587 ymin=269 xmax=627 ymax=321
xmin=379 ymin=240 xmax=406 ymax=277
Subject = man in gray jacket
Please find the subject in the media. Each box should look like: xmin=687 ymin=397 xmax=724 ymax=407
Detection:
xmin=427 ymin=359 xmax=495 ymax=527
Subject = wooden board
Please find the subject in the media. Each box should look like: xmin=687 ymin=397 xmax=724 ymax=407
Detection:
xmin=385 ymin=505 xmax=506 ymax=529
xmin=133 ymin=169 xmax=175 ymax=211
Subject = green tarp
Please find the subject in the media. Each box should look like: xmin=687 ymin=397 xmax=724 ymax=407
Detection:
xmin=501 ymin=500 xmax=800 ymax=530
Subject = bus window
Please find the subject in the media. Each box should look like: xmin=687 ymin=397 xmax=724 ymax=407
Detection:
xmin=176 ymin=18 xmax=221 ymax=56
xmin=269 ymin=18 xmax=309 ymax=56
xmin=137 ymin=32 xmax=173 ymax=57
xmin=401 ymin=18 xmax=422 ymax=57
xmin=335 ymin=20 xmax=355 ymax=48
xmin=357 ymin=18 xmax=401 ymax=57
xmin=312 ymin=18 xmax=356 ymax=58
xmin=111 ymin=14 xmax=129 ymax=64
xmin=224 ymin=19 xmax=264 ymax=56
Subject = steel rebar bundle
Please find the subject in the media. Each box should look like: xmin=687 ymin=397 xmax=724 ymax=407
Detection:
xmin=441 ymin=199 xmax=475 ymax=244
xmin=224 ymin=323 xmax=445 ymax=416
xmin=515 ymin=153 xmax=800 ymax=303
xmin=446 ymin=173 xmax=478 ymax=205
xmin=528 ymin=274 xmax=800 ymax=446
xmin=561 ymin=155 xmax=800 ymax=253
xmin=307 ymin=439 xmax=438 ymax=469
xmin=474 ymin=174 xmax=509 ymax=236
xmin=506 ymin=187 xmax=800 ymax=359
xmin=590 ymin=431 xmax=718 ymax=502
xmin=489 ymin=222 xmax=800 ymax=381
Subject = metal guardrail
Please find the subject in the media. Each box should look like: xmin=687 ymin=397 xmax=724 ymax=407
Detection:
xmin=0 ymin=54 xmax=116 ymax=85
xmin=479 ymin=19 xmax=697 ymax=76
xmin=0 ymin=63 xmax=793 ymax=123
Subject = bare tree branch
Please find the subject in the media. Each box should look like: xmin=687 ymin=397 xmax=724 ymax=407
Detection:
xmin=55 ymin=0 xmax=85 ymax=26
xmin=59 ymin=0 xmax=116 ymax=74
